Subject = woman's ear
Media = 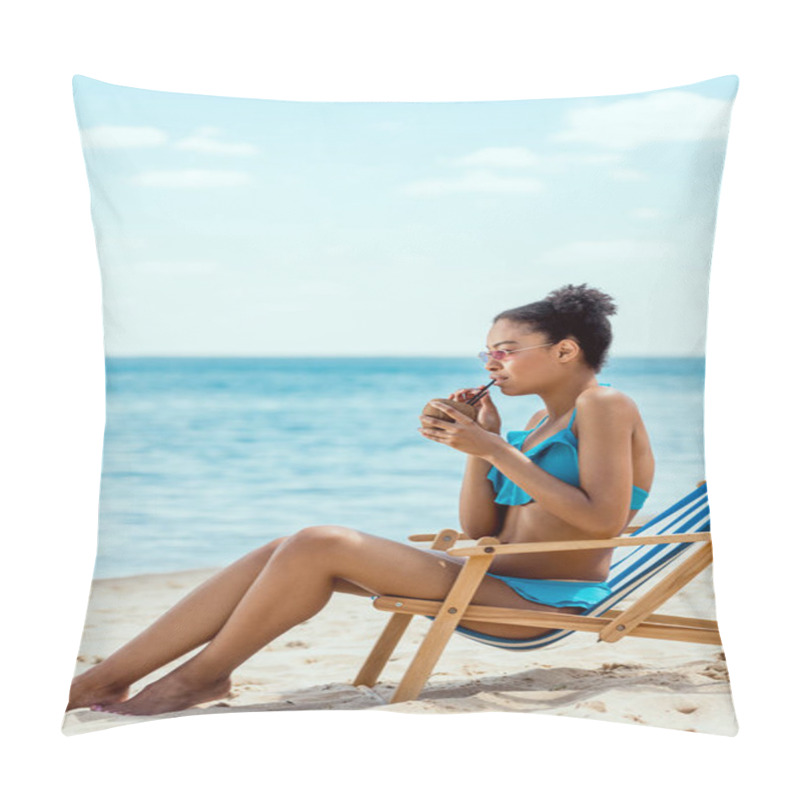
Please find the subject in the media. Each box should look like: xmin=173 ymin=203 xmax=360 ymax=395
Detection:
xmin=556 ymin=338 xmax=581 ymax=363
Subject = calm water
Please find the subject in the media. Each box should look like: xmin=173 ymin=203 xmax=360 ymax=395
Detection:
xmin=95 ymin=357 xmax=706 ymax=578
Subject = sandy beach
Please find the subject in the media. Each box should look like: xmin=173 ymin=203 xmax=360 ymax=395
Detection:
xmin=62 ymin=556 xmax=737 ymax=737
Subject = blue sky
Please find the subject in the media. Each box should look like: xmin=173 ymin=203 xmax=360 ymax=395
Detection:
xmin=73 ymin=74 xmax=738 ymax=357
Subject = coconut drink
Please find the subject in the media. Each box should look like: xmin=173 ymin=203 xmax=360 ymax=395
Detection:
xmin=421 ymin=379 xmax=495 ymax=425
xmin=421 ymin=398 xmax=479 ymax=422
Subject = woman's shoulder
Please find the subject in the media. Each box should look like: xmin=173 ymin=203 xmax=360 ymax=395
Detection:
xmin=575 ymin=385 xmax=640 ymax=423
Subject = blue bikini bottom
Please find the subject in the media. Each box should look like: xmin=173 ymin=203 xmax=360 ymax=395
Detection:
xmin=488 ymin=573 xmax=612 ymax=609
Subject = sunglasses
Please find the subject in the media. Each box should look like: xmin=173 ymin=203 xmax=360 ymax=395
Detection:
xmin=478 ymin=343 xmax=552 ymax=364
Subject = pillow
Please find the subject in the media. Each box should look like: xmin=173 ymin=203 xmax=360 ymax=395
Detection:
xmin=64 ymin=74 xmax=739 ymax=736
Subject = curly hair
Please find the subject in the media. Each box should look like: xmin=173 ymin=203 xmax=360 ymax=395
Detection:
xmin=494 ymin=284 xmax=617 ymax=371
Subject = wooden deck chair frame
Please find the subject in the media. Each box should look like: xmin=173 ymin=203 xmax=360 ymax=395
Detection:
xmin=354 ymin=491 xmax=718 ymax=704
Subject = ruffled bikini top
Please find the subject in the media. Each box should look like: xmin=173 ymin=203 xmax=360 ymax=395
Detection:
xmin=486 ymin=407 xmax=649 ymax=509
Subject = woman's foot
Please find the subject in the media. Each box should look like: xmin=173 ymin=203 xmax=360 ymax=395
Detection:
xmin=95 ymin=669 xmax=232 ymax=716
xmin=67 ymin=672 xmax=130 ymax=711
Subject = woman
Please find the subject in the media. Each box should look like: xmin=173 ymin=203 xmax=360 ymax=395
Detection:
xmin=67 ymin=283 xmax=654 ymax=716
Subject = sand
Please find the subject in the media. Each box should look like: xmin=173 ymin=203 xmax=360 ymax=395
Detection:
xmin=62 ymin=563 xmax=737 ymax=737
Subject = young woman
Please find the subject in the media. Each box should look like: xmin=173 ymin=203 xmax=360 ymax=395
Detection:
xmin=67 ymin=283 xmax=654 ymax=716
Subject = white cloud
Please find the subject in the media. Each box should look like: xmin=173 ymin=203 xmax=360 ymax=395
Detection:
xmin=80 ymin=125 xmax=259 ymax=155
xmin=631 ymin=208 xmax=663 ymax=219
xmin=128 ymin=260 xmax=219 ymax=275
xmin=533 ymin=153 xmax=627 ymax=175
xmin=537 ymin=239 xmax=679 ymax=270
xmin=81 ymin=125 xmax=168 ymax=149
xmin=610 ymin=168 xmax=648 ymax=182
xmin=131 ymin=170 xmax=252 ymax=188
xmin=371 ymin=121 xmax=405 ymax=132
xmin=571 ymin=154 xmax=624 ymax=165
xmin=450 ymin=147 xmax=542 ymax=168
xmin=447 ymin=149 xmax=624 ymax=171
xmin=292 ymin=279 xmax=350 ymax=298
xmin=551 ymin=90 xmax=734 ymax=149
xmin=403 ymin=169 xmax=544 ymax=196
xmin=412 ymin=149 xmax=629 ymax=195
xmin=174 ymin=129 xmax=259 ymax=155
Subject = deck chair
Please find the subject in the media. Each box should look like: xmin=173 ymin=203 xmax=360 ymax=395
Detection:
xmin=354 ymin=483 xmax=717 ymax=704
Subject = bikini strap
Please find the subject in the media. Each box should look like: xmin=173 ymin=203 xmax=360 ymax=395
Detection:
xmin=568 ymin=407 xmax=577 ymax=432
xmin=531 ymin=414 xmax=548 ymax=431
xmin=532 ymin=408 xmax=576 ymax=434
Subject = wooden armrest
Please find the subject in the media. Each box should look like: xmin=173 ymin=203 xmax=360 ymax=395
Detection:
xmin=410 ymin=525 xmax=640 ymax=542
xmin=408 ymin=532 xmax=472 ymax=542
xmin=449 ymin=532 xmax=711 ymax=557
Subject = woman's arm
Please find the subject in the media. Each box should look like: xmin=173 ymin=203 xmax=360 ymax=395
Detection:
xmin=483 ymin=391 xmax=636 ymax=537
xmin=421 ymin=387 xmax=506 ymax=539
xmin=425 ymin=389 xmax=638 ymax=538
xmin=458 ymin=455 xmax=506 ymax=538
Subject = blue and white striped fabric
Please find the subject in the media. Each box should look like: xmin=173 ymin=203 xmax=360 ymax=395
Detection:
xmin=454 ymin=483 xmax=711 ymax=651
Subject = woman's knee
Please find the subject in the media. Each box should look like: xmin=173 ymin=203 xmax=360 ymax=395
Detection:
xmin=250 ymin=536 xmax=290 ymax=563
xmin=284 ymin=525 xmax=361 ymax=555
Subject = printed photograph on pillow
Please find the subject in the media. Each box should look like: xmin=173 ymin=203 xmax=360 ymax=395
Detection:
xmin=64 ymin=74 xmax=739 ymax=736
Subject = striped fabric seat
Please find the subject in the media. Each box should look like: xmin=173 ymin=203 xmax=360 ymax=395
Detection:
xmin=452 ymin=483 xmax=711 ymax=651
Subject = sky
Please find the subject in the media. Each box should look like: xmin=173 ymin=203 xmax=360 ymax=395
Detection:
xmin=73 ymin=74 xmax=739 ymax=357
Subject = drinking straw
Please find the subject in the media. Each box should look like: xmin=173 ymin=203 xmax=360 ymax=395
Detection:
xmin=466 ymin=379 xmax=496 ymax=406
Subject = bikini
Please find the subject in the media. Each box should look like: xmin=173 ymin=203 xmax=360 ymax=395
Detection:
xmin=481 ymin=407 xmax=650 ymax=610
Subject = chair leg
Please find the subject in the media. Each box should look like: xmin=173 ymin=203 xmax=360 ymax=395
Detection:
xmin=354 ymin=612 xmax=413 ymax=687
xmin=390 ymin=550 xmax=495 ymax=704
xmin=354 ymin=529 xmax=461 ymax=688
xmin=599 ymin=543 xmax=714 ymax=643
xmin=389 ymin=615 xmax=458 ymax=704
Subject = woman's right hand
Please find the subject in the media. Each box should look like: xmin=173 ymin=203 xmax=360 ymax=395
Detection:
xmin=449 ymin=387 xmax=502 ymax=434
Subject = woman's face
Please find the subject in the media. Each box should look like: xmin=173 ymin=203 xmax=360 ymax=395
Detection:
xmin=483 ymin=320 xmax=561 ymax=395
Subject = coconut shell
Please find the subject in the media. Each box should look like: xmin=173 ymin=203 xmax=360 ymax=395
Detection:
xmin=422 ymin=398 xmax=478 ymax=422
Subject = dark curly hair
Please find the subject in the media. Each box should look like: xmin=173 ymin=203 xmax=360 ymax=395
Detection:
xmin=494 ymin=284 xmax=617 ymax=371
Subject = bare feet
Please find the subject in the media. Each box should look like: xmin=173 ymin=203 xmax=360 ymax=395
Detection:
xmin=67 ymin=674 xmax=130 ymax=712
xmin=95 ymin=669 xmax=233 ymax=716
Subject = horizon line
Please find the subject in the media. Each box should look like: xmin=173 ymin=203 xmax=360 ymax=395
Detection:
xmin=103 ymin=353 xmax=706 ymax=360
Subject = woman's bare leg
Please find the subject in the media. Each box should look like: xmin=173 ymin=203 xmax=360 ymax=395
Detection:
xmin=67 ymin=535 xmax=369 ymax=710
xmin=98 ymin=526 xmax=564 ymax=716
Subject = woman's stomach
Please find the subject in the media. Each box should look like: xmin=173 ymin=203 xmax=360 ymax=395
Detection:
xmin=491 ymin=502 xmax=613 ymax=582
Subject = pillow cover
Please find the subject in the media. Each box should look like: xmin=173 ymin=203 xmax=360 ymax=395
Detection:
xmin=64 ymin=74 xmax=739 ymax=736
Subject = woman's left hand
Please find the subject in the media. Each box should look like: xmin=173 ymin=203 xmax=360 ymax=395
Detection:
xmin=418 ymin=401 xmax=503 ymax=458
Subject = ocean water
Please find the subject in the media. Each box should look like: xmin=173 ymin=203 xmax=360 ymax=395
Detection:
xmin=95 ymin=357 xmax=706 ymax=578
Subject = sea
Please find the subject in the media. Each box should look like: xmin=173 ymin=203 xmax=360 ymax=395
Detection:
xmin=94 ymin=357 xmax=706 ymax=578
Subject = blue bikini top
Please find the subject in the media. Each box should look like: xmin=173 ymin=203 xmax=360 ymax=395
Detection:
xmin=486 ymin=408 xmax=649 ymax=510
